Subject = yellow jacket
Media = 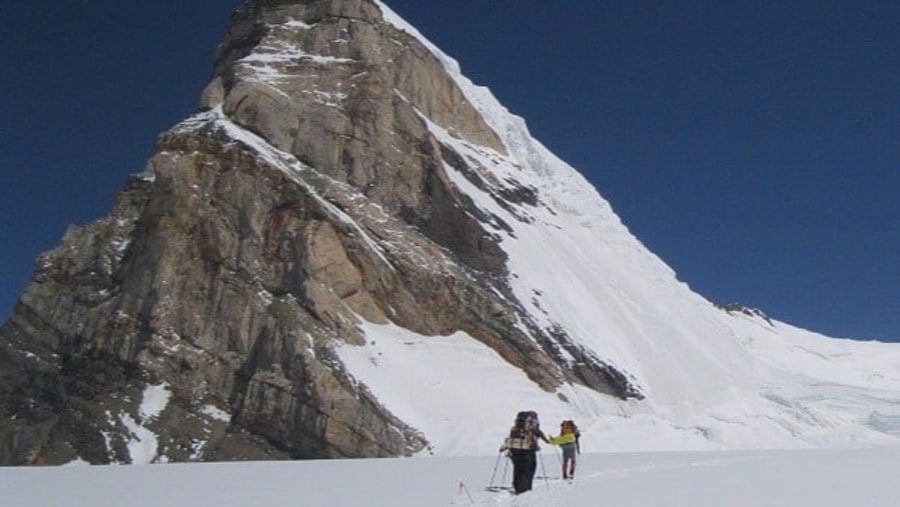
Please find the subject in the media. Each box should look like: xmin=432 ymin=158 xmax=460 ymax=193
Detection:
xmin=549 ymin=432 xmax=578 ymax=445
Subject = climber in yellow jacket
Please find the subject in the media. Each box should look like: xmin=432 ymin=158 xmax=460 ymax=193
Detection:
xmin=548 ymin=420 xmax=581 ymax=479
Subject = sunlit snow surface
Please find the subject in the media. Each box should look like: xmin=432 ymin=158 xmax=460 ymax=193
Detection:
xmin=6 ymin=448 xmax=900 ymax=506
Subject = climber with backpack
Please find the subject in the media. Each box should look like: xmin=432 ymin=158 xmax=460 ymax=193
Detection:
xmin=499 ymin=410 xmax=550 ymax=494
xmin=549 ymin=419 xmax=581 ymax=479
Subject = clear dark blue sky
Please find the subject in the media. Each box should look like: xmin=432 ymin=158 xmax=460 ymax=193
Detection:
xmin=2 ymin=1 xmax=899 ymax=340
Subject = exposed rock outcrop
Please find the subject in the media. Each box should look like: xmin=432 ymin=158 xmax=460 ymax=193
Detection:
xmin=722 ymin=302 xmax=775 ymax=327
xmin=0 ymin=0 xmax=639 ymax=465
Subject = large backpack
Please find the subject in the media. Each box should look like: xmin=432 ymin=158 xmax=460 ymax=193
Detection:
xmin=505 ymin=411 xmax=538 ymax=450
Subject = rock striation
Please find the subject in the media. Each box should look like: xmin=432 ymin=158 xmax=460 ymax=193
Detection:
xmin=0 ymin=0 xmax=638 ymax=465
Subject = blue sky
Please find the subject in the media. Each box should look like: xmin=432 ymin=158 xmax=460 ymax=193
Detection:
xmin=2 ymin=1 xmax=898 ymax=340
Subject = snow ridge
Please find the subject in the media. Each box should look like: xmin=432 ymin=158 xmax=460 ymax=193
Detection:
xmin=367 ymin=0 xmax=900 ymax=454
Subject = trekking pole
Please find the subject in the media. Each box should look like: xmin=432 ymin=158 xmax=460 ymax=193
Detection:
xmin=458 ymin=481 xmax=476 ymax=505
xmin=501 ymin=453 xmax=510 ymax=485
xmin=488 ymin=451 xmax=503 ymax=488
xmin=538 ymin=452 xmax=550 ymax=488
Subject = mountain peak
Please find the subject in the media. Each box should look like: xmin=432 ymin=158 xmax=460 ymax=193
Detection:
xmin=3 ymin=0 xmax=900 ymax=465
xmin=0 ymin=0 xmax=637 ymax=465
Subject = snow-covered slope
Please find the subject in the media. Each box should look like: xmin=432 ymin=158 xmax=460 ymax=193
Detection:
xmin=335 ymin=1 xmax=900 ymax=454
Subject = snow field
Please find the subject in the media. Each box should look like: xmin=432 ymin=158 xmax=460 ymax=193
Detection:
xmin=7 ymin=448 xmax=900 ymax=506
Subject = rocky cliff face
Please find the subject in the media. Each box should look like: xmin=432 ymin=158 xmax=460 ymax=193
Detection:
xmin=0 ymin=0 xmax=639 ymax=465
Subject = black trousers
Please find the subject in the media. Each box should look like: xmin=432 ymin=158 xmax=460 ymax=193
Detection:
xmin=509 ymin=449 xmax=537 ymax=494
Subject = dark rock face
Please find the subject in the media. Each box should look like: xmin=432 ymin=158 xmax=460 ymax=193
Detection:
xmin=0 ymin=0 xmax=639 ymax=465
